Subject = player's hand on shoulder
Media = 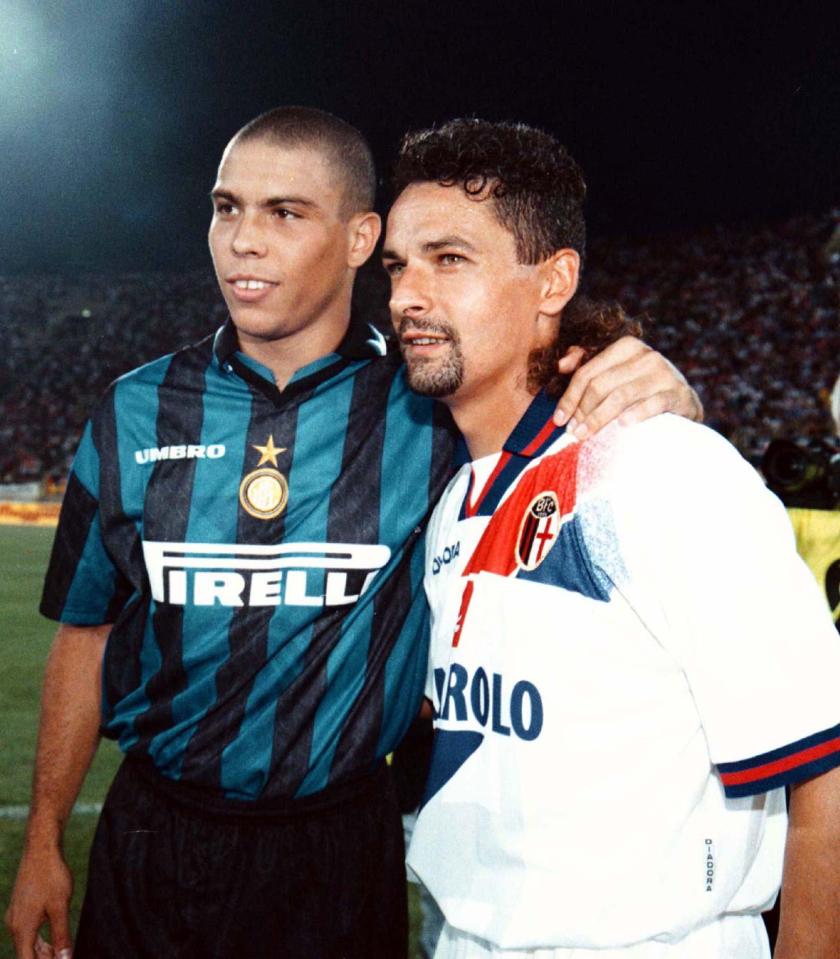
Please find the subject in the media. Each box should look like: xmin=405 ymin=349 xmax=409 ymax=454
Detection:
xmin=553 ymin=337 xmax=703 ymax=440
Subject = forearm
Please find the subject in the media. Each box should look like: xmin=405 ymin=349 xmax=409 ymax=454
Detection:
xmin=774 ymin=767 xmax=840 ymax=958
xmin=6 ymin=624 xmax=110 ymax=956
xmin=24 ymin=624 xmax=110 ymax=850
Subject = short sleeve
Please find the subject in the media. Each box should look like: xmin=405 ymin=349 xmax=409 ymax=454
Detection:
xmin=40 ymin=421 xmax=126 ymax=625
xmin=605 ymin=416 xmax=840 ymax=798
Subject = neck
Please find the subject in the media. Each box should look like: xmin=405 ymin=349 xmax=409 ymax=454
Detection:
xmin=448 ymin=378 xmax=534 ymax=460
xmin=236 ymin=293 xmax=353 ymax=390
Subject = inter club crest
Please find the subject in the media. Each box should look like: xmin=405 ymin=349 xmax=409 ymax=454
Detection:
xmin=239 ymin=435 xmax=289 ymax=520
xmin=515 ymin=491 xmax=561 ymax=571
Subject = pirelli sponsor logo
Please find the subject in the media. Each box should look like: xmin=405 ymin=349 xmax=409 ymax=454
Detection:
xmin=142 ymin=540 xmax=391 ymax=608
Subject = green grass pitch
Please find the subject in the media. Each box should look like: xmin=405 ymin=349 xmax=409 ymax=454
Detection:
xmin=0 ymin=524 xmax=423 ymax=957
xmin=0 ymin=525 xmax=121 ymax=958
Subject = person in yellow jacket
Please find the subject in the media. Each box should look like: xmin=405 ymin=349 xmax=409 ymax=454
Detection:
xmin=787 ymin=507 xmax=839 ymax=630
xmin=763 ymin=374 xmax=840 ymax=631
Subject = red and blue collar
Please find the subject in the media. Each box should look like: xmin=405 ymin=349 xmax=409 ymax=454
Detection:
xmin=461 ymin=392 xmax=568 ymax=519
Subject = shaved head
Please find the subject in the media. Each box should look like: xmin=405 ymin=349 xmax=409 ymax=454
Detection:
xmin=234 ymin=106 xmax=376 ymax=218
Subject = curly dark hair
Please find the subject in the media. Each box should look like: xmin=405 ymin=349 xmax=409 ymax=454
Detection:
xmin=392 ymin=118 xmax=586 ymax=265
xmin=528 ymin=297 xmax=644 ymax=398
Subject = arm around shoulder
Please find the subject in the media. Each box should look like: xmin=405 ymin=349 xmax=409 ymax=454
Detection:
xmin=5 ymin=623 xmax=110 ymax=959
xmin=553 ymin=337 xmax=703 ymax=437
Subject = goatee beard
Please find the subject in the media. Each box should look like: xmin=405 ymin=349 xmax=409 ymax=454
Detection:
xmin=398 ymin=318 xmax=464 ymax=398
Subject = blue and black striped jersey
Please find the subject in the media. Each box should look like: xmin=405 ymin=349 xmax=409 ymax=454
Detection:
xmin=41 ymin=317 xmax=455 ymax=800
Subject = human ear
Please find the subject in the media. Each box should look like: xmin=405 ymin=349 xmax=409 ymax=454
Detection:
xmin=347 ymin=212 xmax=382 ymax=268
xmin=540 ymin=249 xmax=580 ymax=316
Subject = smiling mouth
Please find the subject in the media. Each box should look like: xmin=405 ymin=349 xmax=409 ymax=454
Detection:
xmin=399 ymin=324 xmax=452 ymax=347
xmin=230 ymin=279 xmax=277 ymax=290
xmin=403 ymin=334 xmax=450 ymax=346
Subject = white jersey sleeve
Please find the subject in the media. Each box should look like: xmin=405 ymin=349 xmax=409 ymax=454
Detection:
xmin=598 ymin=415 xmax=840 ymax=796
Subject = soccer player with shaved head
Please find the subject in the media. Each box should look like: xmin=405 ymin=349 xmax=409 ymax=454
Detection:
xmin=6 ymin=107 xmax=700 ymax=959
xmin=385 ymin=118 xmax=840 ymax=959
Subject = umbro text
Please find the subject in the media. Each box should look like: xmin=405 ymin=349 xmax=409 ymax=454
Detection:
xmin=134 ymin=444 xmax=226 ymax=464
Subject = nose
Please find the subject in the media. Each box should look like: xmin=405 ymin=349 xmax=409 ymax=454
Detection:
xmin=231 ymin=211 xmax=268 ymax=257
xmin=389 ymin=263 xmax=432 ymax=319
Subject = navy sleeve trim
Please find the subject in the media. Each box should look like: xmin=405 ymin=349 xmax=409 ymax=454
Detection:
xmin=718 ymin=721 xmax=840 ymax=798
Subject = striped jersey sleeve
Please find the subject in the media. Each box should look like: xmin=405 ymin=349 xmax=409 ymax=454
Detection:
xmin=600 ymin=416 xmax=840 ymax=799
xmin=40 ymin=412 xmax=130 ymax=625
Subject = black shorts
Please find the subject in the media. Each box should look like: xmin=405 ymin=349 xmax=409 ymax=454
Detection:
xmin=75 ymin=758 xmax=408 ymax=959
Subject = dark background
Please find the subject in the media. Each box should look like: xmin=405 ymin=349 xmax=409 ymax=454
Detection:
xmin=1 ymin=0 xmax=838 ymax=275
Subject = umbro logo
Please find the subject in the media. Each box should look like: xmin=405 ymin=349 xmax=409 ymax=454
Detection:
xmin=134 ymin=444 xmax=226 ymax=465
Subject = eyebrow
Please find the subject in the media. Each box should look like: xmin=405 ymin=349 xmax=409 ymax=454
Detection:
xmin=381 ymin=235 xmax=479 ymax=261
xmin=210 ymin=188 xmax=319 ymax=210
xmin=422 ymin=236 xmax=478 ymax=253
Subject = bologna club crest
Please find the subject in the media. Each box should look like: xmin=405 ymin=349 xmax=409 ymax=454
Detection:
xmin=515 ymin=491 xmax=561 ymax=571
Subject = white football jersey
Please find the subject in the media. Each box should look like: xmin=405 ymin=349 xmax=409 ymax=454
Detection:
xmin=407 ymin=395 xmax=840 ymax=955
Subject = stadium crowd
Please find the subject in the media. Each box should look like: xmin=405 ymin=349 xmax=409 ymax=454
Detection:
xmin=0 ymin=210 xmax=838 ymax=485
xmin=586 ymin=211 xmax=840 ymax=459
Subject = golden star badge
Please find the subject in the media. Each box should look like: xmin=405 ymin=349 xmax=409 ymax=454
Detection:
xmin=252 ymin=435 xmax=286 ymax=468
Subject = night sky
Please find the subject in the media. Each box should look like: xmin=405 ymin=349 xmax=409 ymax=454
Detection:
xmin=1 ymin=1 xmax=838 ymax=275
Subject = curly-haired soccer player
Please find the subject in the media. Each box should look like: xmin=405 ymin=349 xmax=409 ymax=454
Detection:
xmin=384 ymin=119 xmax=840 ymax=959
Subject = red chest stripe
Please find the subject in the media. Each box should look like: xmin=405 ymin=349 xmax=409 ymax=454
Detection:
xmin=451 ymin=579 xmax=475 ymax=648
xmin=463 ymin=444 xmax=581 ymax=578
